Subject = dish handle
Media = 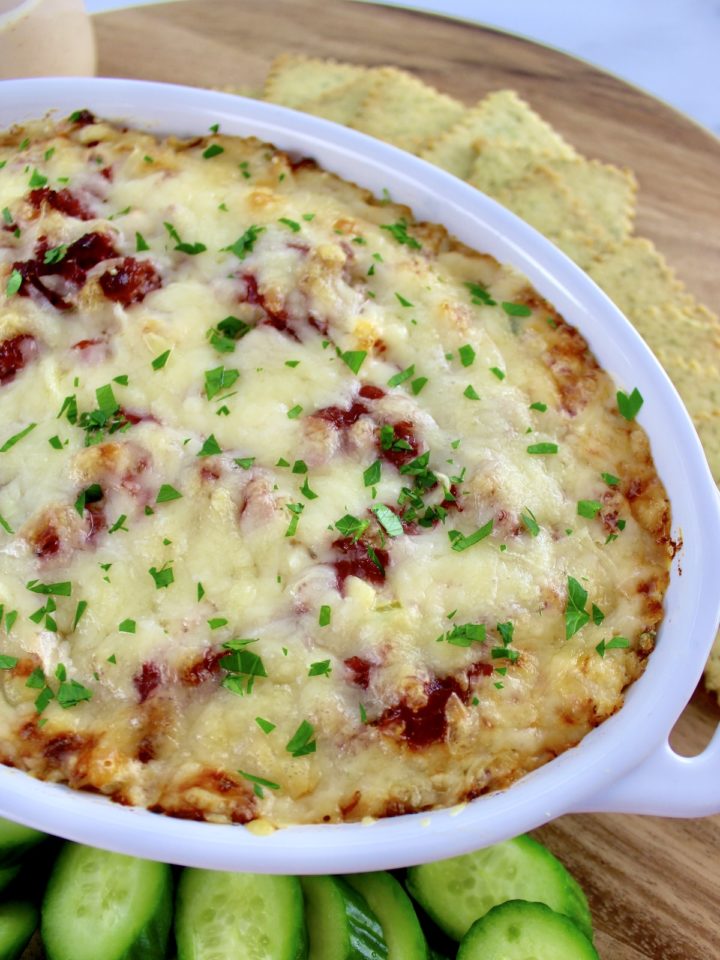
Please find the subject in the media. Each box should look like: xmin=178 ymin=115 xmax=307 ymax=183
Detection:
xmin=569 ymin=725 xmax=720 ymax=817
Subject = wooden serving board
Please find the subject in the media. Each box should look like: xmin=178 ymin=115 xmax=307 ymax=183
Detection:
xmin=89 ymin=4 xmax=720 ymax=959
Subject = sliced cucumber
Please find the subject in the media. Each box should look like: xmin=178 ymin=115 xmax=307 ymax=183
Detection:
xmin=41 ymin=843 xmax=172 ymax=960
xmin=0 ymin=901 xmax=38 ymax=960
xmin=457 ymin=900 xmax=599 ymax=959
xmin=301 ymin=875 xmax=387 ymax=960
xmin=0 ymin=817 xmax=45 ymax=868
xmin=176 ymin=870 xmax=307 ymax=960
xmin=345 ymin=872 xmax=428 ymax=960
xmin=406 ymin=835 xmax=593 ymax=941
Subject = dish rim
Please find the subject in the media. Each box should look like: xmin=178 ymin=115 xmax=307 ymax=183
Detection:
xmin=0 ymin=76 xmax=718 ymax=873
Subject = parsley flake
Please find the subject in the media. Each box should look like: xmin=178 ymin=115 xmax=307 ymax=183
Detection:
xmin=156 ymin=484 xmax=182 ymax=504
xmin=205 ymin=365 xmax=239 ymax=399
xmin=463 ymin=385 xmax=480 ymax=401
xmin=0 ymin=513 xmax=13 ymax=535
xmin=363 ymin=460 xmax=381 ymax=487
xmin=395 ymin=292 xmax=413 ymax=308
xmin=279 ymin=217 xmax=301 ymax=232
xmin=202 ymin=143 xmax=224 ymax=159
xmin=340 ymin=350 xmax=367 ymax=375
xmin=135 ymin=232 xmax=150 ymax=252
xmin=222 ymin=225 xmax=264 ymax=260
xmin=565 ymin=576 xmax=590 ymax=640
xmin=617 ymin=387 xmax=644 ymax=421
xmin=234 ymin=457 xmax=255 ymax=470
xmin=149 ymin=565 xmax=174 ymax=589
xmin=387 ymin=365 xmax=415 ymax=388
xmin=448 ymin=519 xmax=493 ymax=552
xmin=527 ymin=442 xmax=558 ymax=455
xmin=465 ymin=280 xmax=497 ymax=306
xmin=238 ymin=769 xmax=279 ymax=798
xmin=28 ymin=169 xmax=47 ymax=188
xmin=43 ymin=244 xmax=67 ymax=265
xmin=371 ymin=504 xmax=403 ymax=537
xmin=118 ymin=618 xmax=136 ymax=633
xmin=501 ymin=302 xmax=532 ymax=317
xmin=308 ymin=660 xmax=331 ymax=677
xmin=285 ymin=502 xmax=304 ymax=537
xmin=286 ymin=720 xmax=316 ymax=758
xmin=57 ymin=679 xmax=92 ymax=709
xmin=0 ymin=422 xmax=36 ymax=453
xmin=577 ymin=499 xmax=601 ymax=519
xmin=381 ymin=220 xmax=422 ymax=250
xmin=255 ymin=717 xmax=276 ymax=734
xmin=520 ymin=507 xmax=540 ymax=537
xmin=319 ymin=605 xmax=331 ymax=627
xmin=601 ymin=471 xmax=620 ymax=486
xmin=529 ymin=401 xmax=547 ymax=412
xmin=458 ymin=344 xmax=476 ymax=367
xmin=411 ymin=376 xmax=428 ymax=395
xmin=6 ymin=269 xmax=22 ymax=297
xmin=287 ymin=404 xmax=303 ymax=419
xmin=197 ymin=434 xmax=222 ymax=457
xmin=596 ymin=636 xmax=630 ymax=657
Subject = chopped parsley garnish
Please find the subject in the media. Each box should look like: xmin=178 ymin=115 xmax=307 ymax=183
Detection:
xmin=387 ymin=364 xmax=415 ymax=388
xmin=208 ymin=315 xmax=252 ymax=353
xmin=57 ymin=394 xmax=78 ymax=424
xmin=0 ymin=655 xmax=18 ymax=670
xmin=292 ymin=459 xmax=308 ymax=474
xmin=57 ymin=679 xmax=92 ymax=709
xmin=308 ymin=660 xmax=331 ymax=677
xmin=238 ymin=770 xmax=279 ymax=798
xmin=285 ymin=360 xmax=300 ymax=368
xmin=300 ymin=478 xmax=318 ymax=500
xmin=591 ymin=603 xmax=605 ymax=625
xmin=490 ymin=366 xmax=505 ymax=380
xmin=234 ymin=456 xmax=255 ymax=470
xmin=411 ymin=376 xmax=428 ymax=395
xmin=527 ymin=442 xmax=558 ymax=455
xmin=197 ymin=582 xmax=205 ymax=601
xmin=72 ymin=600 xmax=87 ymax=630
xmin=319 ymin=605 xmax=331 ymax=627
xmin=149 ymin=564 xmax=174 ymax=589
xmin=0 ymin=422 xmax=37 ymax=453
xmin=35 ymin=686 xmax=54 ymax=713
xmin=371 ymin=504 xmax=403 ymax=537
xmin=113 ymin=375 xmax=129 ymax=385
xmin=363 ymin=460 xmax=381 ymax=487
xmin=43 ymin=244 xmax=67 ymax=265
xmin=208 ymin=618 xmax=228 ymax=630
xmin=108 ymin=514 xmax=128 ymax=534
xmin=279 ymin=217 xmax=301 ymax=232
xmin=202 ymin=144 xmax=224 ymax=159
xmin=438 ymin=622 xmax=486 ymax=647
xmin=176 ymin=241 xmax=207 ymax=256
xmin=6 ymin=269 xmax=22 ymax=297
xmin=340 ymin=350 xmax=367 ymax=375
xmin=395 ymin=292 xmax=413 ymax=308
xmin=458 ymin=344 xmax=476 ymax=367
xmin=0 ymin=513 xmax=13 ymax=534
xmin=118 ymin=619 xmax=136 ymax=633
xmin=380 ymin=220 xmax=421 ymax=250
xmin=577 ymin=499 xmax=601 ymax=519
xmin=529 ymin=401 xmax=547 ymax=412
xmin=335 ymin=514 xmax=369 ymax=540
xmin=156 ymin=484 xmax=182 ymax=503
xmin=398 ymin=451 xmax=437 ymax=491
xmin=74 ymin=483 xmax=103 ymax=515
xmin=28 ymin=169 xmax=48 ymax=188
xmin=1 ymin=207 xmax=11 ymax=225
xmin=501 ymin=302 xmax=532 ymax=317
xmin=135 ymin=232 xmax=150 ymax=252
xmin=287 ymin=405 xmax=303 ymax=419
xmin=302 ymin=213 xmax=315 ymax=221
xmin=601 ymin=471 xmax=620 ymax=486
xmin=491 ymin=647 xmax=519 ymax=661
xmin=520 ymin=507 xmax=540 ymax=537
xmin=285 ymin=502 xmax=304 ymax=537
xmin=4 ymin=611 xmax=17 ymax=633
xmin=596 ymin=636 xmax=630 ymax=657
xmin=448 ymin=519 xmax=493 ymax=552
xmin=26 ymin=579 xmax=71 ymax=596
xmin=286 ymin=720 xmax=317 ymax=758
xmin=565 ymin=576 xmax=590 ymax=640
xmin=26 ymin=668 xmax=45 ymax=690
xmin=465 ymin=280 xmax=496 ymax=306
xmin=463 ymin=385 xmax=480 ymax=401
xmin=221 ymin=646 xmax=267 ymax=696
xmin=222 ymin=225 xmax=264 ymax=259
xmin=209 ymin=123 xmax=220 ymax=133
xmin=255 ymin=717 xmax=276 ymax=734
xmin=205 ymin=365 xmax=239 ymax=399
xmin=617 ymin=388 xmax=643 ymax=421
xmin=197 ymin=434 xmax=222 ymax=457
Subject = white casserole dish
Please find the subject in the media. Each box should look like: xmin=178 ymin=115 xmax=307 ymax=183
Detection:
xmin=0 ymin=77 xmax=718 ymax=874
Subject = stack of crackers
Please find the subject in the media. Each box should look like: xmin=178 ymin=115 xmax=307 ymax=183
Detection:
xmin=224 ymin=54 xmax=720 ymax=700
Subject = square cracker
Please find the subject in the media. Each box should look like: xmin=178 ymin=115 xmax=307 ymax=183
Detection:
xmin=298 ymin=72 xmax=382 ymax=126
xmin=263 ymin=54 xmax=369 ymax=109
xmin=351 ymin=67 xmax=465 ymax=153
xmin=420 ymin=89 xmax=577 ymax=179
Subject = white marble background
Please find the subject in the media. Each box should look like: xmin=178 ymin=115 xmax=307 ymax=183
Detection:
xmin=85 ymin=0 xmax=720 ymax=136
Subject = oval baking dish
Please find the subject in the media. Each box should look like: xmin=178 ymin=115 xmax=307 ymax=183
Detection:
xmin=0 ymin=78 xmax=718 ymax=874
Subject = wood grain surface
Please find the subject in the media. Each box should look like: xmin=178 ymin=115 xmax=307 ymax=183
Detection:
xmin=90 ymin=3 xmax=720 ymax=958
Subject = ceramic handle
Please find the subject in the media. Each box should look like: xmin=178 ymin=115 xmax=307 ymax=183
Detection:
xmin=569 ymin=724 xmax=720 ymax=817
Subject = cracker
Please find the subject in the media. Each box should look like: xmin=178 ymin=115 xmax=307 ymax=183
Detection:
xmin=351 ymin=67 xmax=464 ymax=153
xmin=486 ymin=165 xmax=613 ymax=269
xmin=420 ymin=89 xmax=577 ymax=178
xmin=263 ymin=54 xmax=368 ymax=109
xmin=299 ymin=71 xmax=382 ymax=126
xmin=469 ymin=143 xmax=636 ymax=243
xmin=704 ymin=632 xmax=720 ymax=703
xmin=587 ymin=237 xmax=694 ymax=319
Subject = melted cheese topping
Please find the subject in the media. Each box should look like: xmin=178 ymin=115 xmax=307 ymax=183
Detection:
xmin=0 ymin=116 xmax=671 ymax=824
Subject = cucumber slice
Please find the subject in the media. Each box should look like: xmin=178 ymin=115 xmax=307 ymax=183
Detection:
xmin=0 ymin=866 xmax=20 ymax=896
xmin=41 ymin=843 xmax=172 ymax=960
xmin=301 ymin=875 xmax=387 ymax=960
xmin=457 ymin=900 xmax=599 ymax=959
xmin=406 ymin=835 xmax=593 ymax=941
xmin=0 ymin=817 xmax=45 ymax=868
xmin=0 ymin=901 xmax=38 ymax=960
xmin=176 ymin=870 xmax=307 ymax=960
xmin=345 ymin=872 xmax=428 ymax=960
